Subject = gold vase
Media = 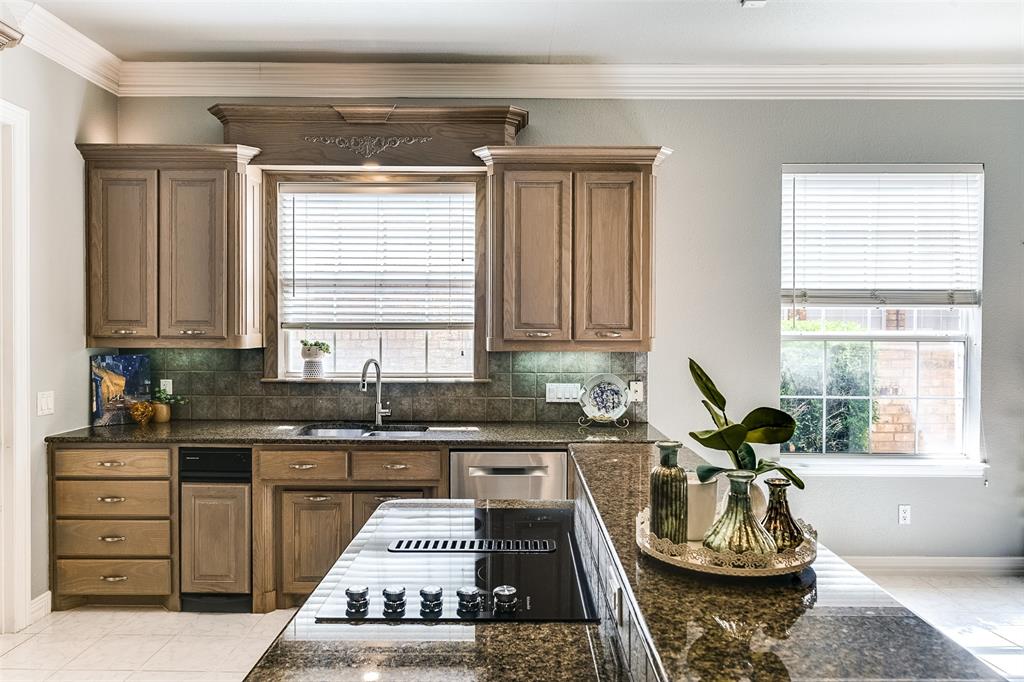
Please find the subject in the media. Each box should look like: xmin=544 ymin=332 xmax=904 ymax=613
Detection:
xmin=761 ymin=478 xmax=804 ymax=552
xmin=702 ymin=471 xmax=777 ymax=555
xmin=152 ymin=402 xmax=171 ymax=423
xmin=649 ymin=441 xmax=687 ymax=543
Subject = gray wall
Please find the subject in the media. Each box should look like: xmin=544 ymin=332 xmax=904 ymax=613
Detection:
xmin=0 ymin=47 xmax=119 ymax=596
xmin=118 ymin=96 xmax=1024 ymax=559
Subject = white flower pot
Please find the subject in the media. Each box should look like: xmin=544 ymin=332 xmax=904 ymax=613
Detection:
xmin=301 ymin=347 xmax=325 ymax=361
xmin=686 ymin=472 xmax=721 ymax=541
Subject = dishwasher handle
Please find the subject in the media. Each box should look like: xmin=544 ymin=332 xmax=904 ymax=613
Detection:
xmin=467 ymin=465 xmax=549 ymax=477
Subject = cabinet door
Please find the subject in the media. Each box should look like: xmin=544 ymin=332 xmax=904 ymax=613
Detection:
xmin=159 ymin=169 xmax=228 ymax=339
xmin=88 ymin=168 xmax=158 ymax=339
xmin=573 ymin=172 xmax=644 ymax=341
xmin=180 ymin=483 xmax=251 ymax=593
xmin=280 ymin=491 xmax=352 ymax=595
xmin=502 ymin=171 xmax=573 ymax=341
xmin=352 ymin=491 xmax=423 ymax=535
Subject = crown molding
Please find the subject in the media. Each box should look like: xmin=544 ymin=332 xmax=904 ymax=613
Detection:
xmin=0 ymin=20 xmax=23 ymax=50
xmin=474 ymin=145 xmax=673 ymax=167
xmin=208 ymin=103 xmax=529 ymax=131
xmin=118 ymin=62 xmax=1024 ymax=100
xmin=15 ymin=3 xmax=121 ymax=94
xmin=77 ymin=143 xmax=261 ymax=164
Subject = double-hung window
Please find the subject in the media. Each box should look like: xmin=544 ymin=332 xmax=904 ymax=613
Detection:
xmin=277 ymin=181 xmax=477 ymax=379
xmin=780 ymin=165 xmax=983 ymax=459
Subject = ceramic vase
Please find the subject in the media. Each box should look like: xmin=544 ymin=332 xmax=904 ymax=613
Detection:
xmin=702 ymin=471 xmax=777 ymax=555
xmin=649 ymin=441 xmax=687 ymax=543
xmin=152 ymin=402 xmax=171 ymax=423
xmin=761 ymin=478 xmax=805 ymax=552
xmin=685 ymin=472 xmax=720 ymax=542
xmin=301 ymin=348 xmax=326 ymax=380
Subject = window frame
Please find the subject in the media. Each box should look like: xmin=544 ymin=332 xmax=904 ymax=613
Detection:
xmin=263 ymin=170 xmax=488 ymax=382
xmin=778 ymin=164 xmax=985 ymax=475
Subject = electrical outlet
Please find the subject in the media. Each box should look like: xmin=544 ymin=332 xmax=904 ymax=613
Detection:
xmin=36 ymin=390 xmax=54 ymax=416
xmin=629 ymin=380 xmax=645 ymax=403
xmin=160 ymin=379 xmax=173 ymax=394
xmin=898 ymin=504 xmax=912 ymax=525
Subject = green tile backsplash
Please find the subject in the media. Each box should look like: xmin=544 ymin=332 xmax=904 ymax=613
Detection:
xmin=135 ymin=349 xmax=648 ymax=424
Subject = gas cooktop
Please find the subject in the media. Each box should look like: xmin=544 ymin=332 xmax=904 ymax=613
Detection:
xmin=314 ymin=503 xmax=598 ymax=623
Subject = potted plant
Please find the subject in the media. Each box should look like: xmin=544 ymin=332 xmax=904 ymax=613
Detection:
xmin=151 ymin=387 xmax=188 ymax=423
xmin=300 ymin=340 xmax=331 ymax=380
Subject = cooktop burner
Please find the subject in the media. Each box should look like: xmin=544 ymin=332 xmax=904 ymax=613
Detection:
xmin=314 ymin=505 xmax=598 ymax=623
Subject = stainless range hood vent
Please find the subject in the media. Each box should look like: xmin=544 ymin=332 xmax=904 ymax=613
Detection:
xmin=387 ymin=538 xmax=556 ymax=554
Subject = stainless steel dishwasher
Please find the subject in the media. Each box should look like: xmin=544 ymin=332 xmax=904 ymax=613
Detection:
xmin=449 ymin=450 xmax=567 ymax=500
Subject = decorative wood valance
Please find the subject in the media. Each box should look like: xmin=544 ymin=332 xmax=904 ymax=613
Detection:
xmin=208 ymin=104 xmax=528 ymax=166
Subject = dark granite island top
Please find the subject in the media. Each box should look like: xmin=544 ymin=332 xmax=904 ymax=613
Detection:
xmin=246 ymin=441 xmax=999 ymax=682
xmin=45 ymin=419 xmax=666 ymax=446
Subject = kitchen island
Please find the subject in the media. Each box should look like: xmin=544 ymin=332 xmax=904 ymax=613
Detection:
xmin=245 ymin=442 xmax=999 ymax=681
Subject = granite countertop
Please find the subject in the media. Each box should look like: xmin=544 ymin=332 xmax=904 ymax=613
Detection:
xmin=570 ymin=442 xmax=1000 ymax=681
xmin=45 ymin=419 xmax=666 ymax=446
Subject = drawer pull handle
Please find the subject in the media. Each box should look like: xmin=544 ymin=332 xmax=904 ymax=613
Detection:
xmin=289 ymin=463 xmax=318 ymax=470
xmin=305 ymin=495 xmax=332 ymax=502
xmin=526 ymin=332 xmax=552 ymax=338
xmin=381 ymin=464 xmax=409 ymax=471
xmin=112 ymin=329 xmax=137 ymax=335
xmin=178 ymin=329 xmax=207 ymax=336
xmin=96 ymin=461 xmax=126 ymax=468
xmin=99 ymin=536 xmax=126 ymax=543
xmin=100 ymin=575 xmax=128 ymax=582
xmin=97 ymin=496 xmax=126 ymax=503
xmin=597 ymin=331 xmax=623 ymax=338
xmin=374 ymin=496 xmax=401 ymax=502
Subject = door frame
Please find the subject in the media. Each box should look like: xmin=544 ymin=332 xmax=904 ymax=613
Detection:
xmin=0 ymin=99 xmax=32 ymax=633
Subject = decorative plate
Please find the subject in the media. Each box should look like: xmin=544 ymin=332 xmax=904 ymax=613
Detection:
xmin=635 ymin=507 xmax=818 ymax=577
xmin=579 ymin=373 xmax=631 ymax=423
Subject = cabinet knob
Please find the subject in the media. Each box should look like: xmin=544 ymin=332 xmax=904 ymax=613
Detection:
xmin=289 ymin=463 xmax=318 ymax=470
xmin=178 ymin=329 xmax=207 ymax=336
xmin=597 ymin=331 xmax=623 ymax=338
xmin=374 ymin=495 xmax=402 ymax=502
xmin=100 ymin=575 xmax=128 ymax=582
xmin=112 ymin=329 xmax=137 ymax=335
xmin=98 ymin=536 xmax=126 ymax=543
xmin=304 ymin=495 xmax=332 ymax=502
xmin=96 ymin=496 xmax=126 ymax=504
xmin=96 ymin=461 xmax=125 ymax=468
xmin=381 ymin=463 xmax=409 ymax=470
xmin=526 ymin=332 xmax=552 ymax=338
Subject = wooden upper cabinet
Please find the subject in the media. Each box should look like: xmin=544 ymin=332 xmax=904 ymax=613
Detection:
xmin=501 ymin=171 xmax=573 ymax=341
xmin=159 ymin=170 xmax=228 ymax=339
xmin=88 ymin=169 xmax=159 ymax=339
xmin=78 ymin=145 xmax=262 ymax=348
xmin=475 ymin=146 xmax=670 ymax=351
xmin=574 ymin=172 xmax=643 ymax=341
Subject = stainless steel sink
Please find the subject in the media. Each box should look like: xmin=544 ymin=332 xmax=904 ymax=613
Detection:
xmin=297 ymin=423 xmax=429 ymax=439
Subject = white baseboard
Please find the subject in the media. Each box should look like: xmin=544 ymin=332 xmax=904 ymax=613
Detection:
xmin=846 ymin=556 xmax=1024 ymax=576
xmin=28 ymin=591 xmax=51 ymax=624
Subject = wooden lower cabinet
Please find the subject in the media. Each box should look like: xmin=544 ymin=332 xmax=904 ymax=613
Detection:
xmin=280 ymin=491 xmax=353 ymax=595
xmin=352 ymin=491 xmax=423 ymax=534
xmin=181 ymin=483 xmax=251 ymax=593
xmin=56 ymin=519 xmax=170 ymax=557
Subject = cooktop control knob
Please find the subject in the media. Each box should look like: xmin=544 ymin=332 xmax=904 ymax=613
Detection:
xmin=382 ymin=585 xmax=407 ymax=615
xmin=345 ymin=585 xmax=369 ymax=601
xmin=345 ymin=585 xmax=370 ymax=616
xmin=492 ymin=585 xmax=518 ymax=614
xmin=419 ymin=585 xmax=443 ymax=616
xmin=456 ymin=586 xmax=484 ymax=614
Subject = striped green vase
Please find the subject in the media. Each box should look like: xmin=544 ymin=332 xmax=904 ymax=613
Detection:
xmin=650 ymin=441 xmax=688 ymax=543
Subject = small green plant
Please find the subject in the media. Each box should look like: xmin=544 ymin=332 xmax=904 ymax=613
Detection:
xmin=300 ymin=340 xmax=331 ymax=354
xmin=152 ymin=387 xmax=188 ymax=405
xmin=687 ymin=358 xmax=805 ymax=489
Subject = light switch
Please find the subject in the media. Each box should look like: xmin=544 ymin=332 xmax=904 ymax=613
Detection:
xmin=36 ymin=390 xmax=55 ymax=416
xmin=545 ymin=383 xmax=582 ymax=403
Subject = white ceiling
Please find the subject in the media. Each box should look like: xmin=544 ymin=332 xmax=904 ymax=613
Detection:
xmin=30 ymin=0 xmax=1024 ymax=65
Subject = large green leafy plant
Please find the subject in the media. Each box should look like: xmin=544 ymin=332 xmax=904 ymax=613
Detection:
xmin=688 ymin=358 xmax=805 ymax=489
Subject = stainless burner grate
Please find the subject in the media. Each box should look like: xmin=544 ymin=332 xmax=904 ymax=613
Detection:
xmin=387 ymin=538 xmax=557 ymax=554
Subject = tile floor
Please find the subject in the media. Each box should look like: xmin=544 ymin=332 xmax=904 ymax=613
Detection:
xmin=1 ymin=575 xmax=1021 ymax=680
xmin=864 ymin=571 xmax=1024 ymax=681
xmin=0 ymin=606 xmax=295 ymax=681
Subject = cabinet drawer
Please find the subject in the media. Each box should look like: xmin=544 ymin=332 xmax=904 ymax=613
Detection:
xmin=350 ymin=451 xmax=441 ymax=481
xmin=259 ymin=450 xmax=348 ymax=481
xmin=55 ymin=480 xmax=170 ymax=517
xmin=55 ymin=449 xmax=171 ymax=478
xmin=57 ymin=559 xmax=171 ymax=595
xmin=55 ymin=520 xmax=170 ymax=557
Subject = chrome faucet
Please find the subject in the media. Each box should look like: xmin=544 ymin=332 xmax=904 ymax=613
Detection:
xmin=359 ymin=358 xmax=391 ymax=426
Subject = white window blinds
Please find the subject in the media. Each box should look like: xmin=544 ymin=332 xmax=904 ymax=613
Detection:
xmin=781 ymin=165 xmax=983 ymax=306
xmin=278 ymin=183 xmax=476 ymax=329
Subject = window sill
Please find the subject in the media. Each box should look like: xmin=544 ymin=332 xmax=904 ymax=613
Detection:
xmin=263 ymin=376 xmax=486 ymax=384
xmin=779 ymin=455 xmax=988 ymax=478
